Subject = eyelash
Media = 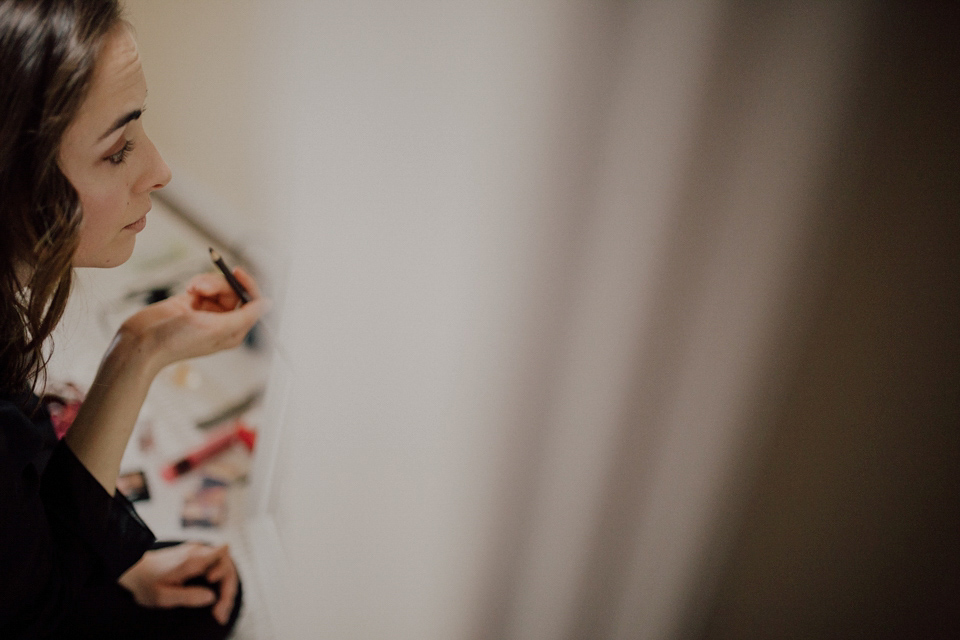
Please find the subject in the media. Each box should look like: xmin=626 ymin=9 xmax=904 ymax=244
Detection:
xmin=106 ymin=139 xmax=135 ymax=165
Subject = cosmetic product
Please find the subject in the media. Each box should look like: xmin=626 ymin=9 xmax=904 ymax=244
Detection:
xmin=196 ymin=388 xmax=263 ymax=430
xmin=205 ymin=248 xmax=295 ymax=366
xmin=161 ymin=421 xmax=256 ymax=482
xmin=181 ymin=479 xmax=228 ymax=528
xmin=117 ymin=470 xmax=151 ymax=502
xmin=208 ymin=247 xmax=251 ymax=304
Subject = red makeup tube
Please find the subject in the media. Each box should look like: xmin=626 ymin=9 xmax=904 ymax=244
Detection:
xmin=161 ymin=421 xmax=256 ymax=482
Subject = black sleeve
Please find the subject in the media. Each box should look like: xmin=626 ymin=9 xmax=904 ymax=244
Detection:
xmin=0 ymin=400 xmax=156 ymax=638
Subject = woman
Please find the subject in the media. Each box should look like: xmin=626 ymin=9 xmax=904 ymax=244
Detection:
xmin=0 ymin=0 xmax=267 ymax=637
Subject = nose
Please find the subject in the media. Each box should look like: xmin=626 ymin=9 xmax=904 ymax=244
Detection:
xmin=139 ymin=133 xmax=172 ymax=193
xmin=152 ymin=154 xmax=172 ymax=192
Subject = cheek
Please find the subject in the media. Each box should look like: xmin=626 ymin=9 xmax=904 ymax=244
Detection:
xmin=72 ymin=180 xmax=133 ymax=264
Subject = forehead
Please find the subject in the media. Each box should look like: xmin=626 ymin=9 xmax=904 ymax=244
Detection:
xmin=69 ymin=25 xmax=146 ymax=141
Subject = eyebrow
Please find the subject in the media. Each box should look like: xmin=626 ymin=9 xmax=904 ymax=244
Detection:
xmin=98 ymin=108 xmax=143 ymax=141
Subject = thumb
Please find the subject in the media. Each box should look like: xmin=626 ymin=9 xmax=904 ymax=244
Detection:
xmin=155 ymin=584 xmax=217 ymax=609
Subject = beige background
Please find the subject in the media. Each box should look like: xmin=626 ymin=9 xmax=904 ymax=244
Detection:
xmin=123 ymin=0 xmax=266 ymax=239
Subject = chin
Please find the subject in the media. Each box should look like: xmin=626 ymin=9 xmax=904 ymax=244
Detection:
xmin=73 ymin=238 xmax=137 ymax=268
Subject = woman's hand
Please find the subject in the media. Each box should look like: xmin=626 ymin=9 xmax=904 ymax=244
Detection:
xmin=66 ymin=267 xmax=267 ymax=494
xmin=118 ymin=542 xmax=239 ymax=625
xmin=119 ymin=267 xmax=267 ymax=375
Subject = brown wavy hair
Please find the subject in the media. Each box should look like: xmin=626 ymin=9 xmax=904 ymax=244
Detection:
xmin=0 ymin=0 xmax=122 ymax=394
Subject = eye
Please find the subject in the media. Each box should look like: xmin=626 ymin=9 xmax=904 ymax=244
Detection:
xmin=106 ymin=140 xmax=135 ymax=165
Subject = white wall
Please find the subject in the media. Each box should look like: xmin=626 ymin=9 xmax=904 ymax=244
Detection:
xmin=246 ymin=3 xmax=627 ymax=637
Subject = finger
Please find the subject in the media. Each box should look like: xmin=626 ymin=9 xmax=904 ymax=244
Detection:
xmin=200 ymin=298 xmax=269 ymax=348
xmin=196 ymin=300 xmax=219 ymax=313
xmin=187 ymin=275 xmax=243 ymax=311
xmin=205 ymin=551 xmax=231 ymax=583
xmin=189 ymin=295 xmax=239 ymax=313
xmin=188 ymin=267 xmax=259 ymax=301
xmin=190 ymin=271 xmax=262 ymax=312
xmin=154 ymin=584 xmax=217 ymax=609
xmin=186 ymin=273 xmax=231 ymax=297
xmin=168 ymin=544 xmax=229 ymax=583
xmin=232 ymin=267 xmax=262 ymax=299
xmin=198 ymin=546 xmax=235 ymax=620
xmin=206 ymin=563 xmax=226 ymax=584
xmin=211 ymin=557 xmax=239 ymax=625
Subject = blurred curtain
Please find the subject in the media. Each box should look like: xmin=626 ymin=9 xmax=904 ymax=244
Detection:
xmin=694 ymin=3 xmax=960 ymax=639
xmin=245 ymin=1 xmax=958 ymax=638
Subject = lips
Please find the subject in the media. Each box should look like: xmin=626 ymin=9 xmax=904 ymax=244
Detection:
xmin=124 ymin=215 xmax=147 ymax=232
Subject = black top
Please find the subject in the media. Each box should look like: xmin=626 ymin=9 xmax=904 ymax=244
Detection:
xmin=0 ymin=389 xmax=155 ymax=638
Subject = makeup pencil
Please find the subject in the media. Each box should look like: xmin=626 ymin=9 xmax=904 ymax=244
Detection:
xmin=209 ymin=247 xmax=251 ymax=304
xmin=206 ymin=248 xmax=294 ymax=367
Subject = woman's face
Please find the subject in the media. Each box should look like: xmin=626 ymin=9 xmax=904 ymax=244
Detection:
xmin=59 ymin=24 xmax=171 ymax=268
